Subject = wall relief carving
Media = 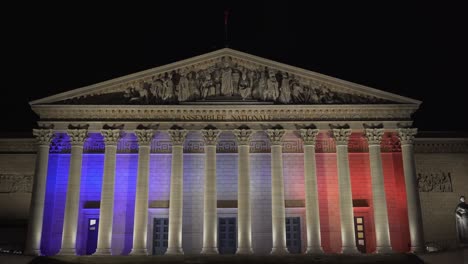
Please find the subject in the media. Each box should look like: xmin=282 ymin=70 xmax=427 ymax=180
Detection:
xmin=55 ymin=56 xmax=391 ymax=105
xmin=0 ymin=174 xmax=33 ymax=193
xmin=417 ymin=170 xmax=453 ymax=192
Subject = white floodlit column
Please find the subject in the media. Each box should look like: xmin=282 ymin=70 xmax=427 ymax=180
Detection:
xmin=299 ymin=129 xmax=324 ymax=254
xmin=398 ymin=128 xmax=425 ymax=253
xmin=94 ymin=129 xmax=121 ymax=255
xmin=24 ymin=129 xmax=54 ymax=256
xmin=201 ymin=128 xmax=221 ymax=254
xmin=267 ymin=129 xmax=289 ymax=255
xmin=58 ymin=129 xmax=88 ymax=255
xmin=365 ymin=128 xmax=392 ymax=253
xmin=233 ymin=128 xmax=254 ymax=255
xmin=166 ymin=129 xmax=188 ymax=255
xmin=332 ymin=128 xmax=359 ymax=254
xmin=130 ymin=129 xmax=154 ymax=255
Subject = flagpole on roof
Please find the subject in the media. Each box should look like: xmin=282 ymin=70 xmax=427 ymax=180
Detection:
xmin=224 ymin=9 xmax=230 ymax=48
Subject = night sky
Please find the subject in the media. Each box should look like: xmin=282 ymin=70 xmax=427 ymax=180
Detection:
xmin=2 ymin=2 xmax=467 ymax=136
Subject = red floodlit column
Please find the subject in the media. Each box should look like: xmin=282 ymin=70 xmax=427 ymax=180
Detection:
xmin=397 ymin=128 xmax=425 ymax=253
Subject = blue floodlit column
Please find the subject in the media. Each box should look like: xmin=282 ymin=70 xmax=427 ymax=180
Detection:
xmin=201 ymin=128 xmax=220 ymax=254
xmin=166 ymin=129 xmax=187 ymax=255
xmin=130 ymin=129 xmax=154 ymax=255
xmin=58 ymin=129 xmax=88 ymax=255
xmin=24 ymin=129 xmax=54 ymax=256
xmin=233 ymin=128 xmax=254 ymax=255
xmin=94 ymin=129 xmax=121 ymax=255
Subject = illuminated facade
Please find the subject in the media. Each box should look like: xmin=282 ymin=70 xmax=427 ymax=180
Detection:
xmin=1 ymin=49 xmax=467 ymax=256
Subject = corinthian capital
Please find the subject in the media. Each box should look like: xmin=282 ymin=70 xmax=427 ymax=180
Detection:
xmin=266 ymin=129 xmax=285 ymax=145
xmin=32 ymin=129 xmax=55 ymax=146
xmin=67 ymin=129 xmax=88 ymax=146
xmin=397 ymin=128 xmax=418 ymax=145
xmin=233 ymin=129 xmax=253 ymax=145
xmin=331 ymin=128 xmax=352 ymax=146
xmin=365 ymin=128 xmax=384 ymax=145
xmin=299 ymin=129 xmax=319 ymax=146
xmin=201 ymin=129 xmax=220 ymax=146
xmin=168 ymin=129 xmax=188 ymax=146
xmin=101 ymin=129 xmax=121 ymax=145
xmin=135 ymin=129 xmax=154 ymax=146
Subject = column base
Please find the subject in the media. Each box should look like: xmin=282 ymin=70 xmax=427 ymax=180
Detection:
xmin=236 ymin=247 xmax=254 ymax=255
xmin=410 ymin=246 xmax=426 ymax=254
xmin=93 ymin=248 xmax=112 ymax=255
xmin=200 ymin=247 xmax=219 ymax=254
xmin=270 ymin=247 xmax=289 ymax=255
xmin=57 ymin=248 xmax=76 ymax=256
xmin=341 ymin=246 xmax=360 ymax=254
xmin=306 ymin=246 xmax=324 ymax=254
xmin=129 ymin=248 xmax=148 ymax=256
xmin=165 ymin=247 xmax=184 ymax=255
xmin=375 ymin=246 xmax=393 ymax=254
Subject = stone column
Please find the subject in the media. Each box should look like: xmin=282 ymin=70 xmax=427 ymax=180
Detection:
xmin=299 ymin=129 xmax=324 ymax=254
xmin=233 ymin=128 xmax=254 ymax=255
xmin=397 ymin=128 xmax=425 ymax=253
xmin=94 ymin=129 xmax=121 ymax=255
xmin=200 ymin=128 xmax=221 ymax=254
xmin=364 ymin=128 xmax=392 ymax=253
xmin=332 ymin=128 xmax=359 ymax=254
xmin=58 ymin=129 xmax=88 ymax=255
xmin=267 ymin=129 xmax=289 ymax=255
xmin=166 ymin=129 xmax=188 ymax=255
xmin=24 ymin=129 xmax=54 ymax=256
xmin=130 ymin=129 xmax=154 ymax=255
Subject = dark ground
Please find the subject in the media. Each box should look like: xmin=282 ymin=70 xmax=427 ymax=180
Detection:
xmin=26 ymin=254 xmax=423 ymax=264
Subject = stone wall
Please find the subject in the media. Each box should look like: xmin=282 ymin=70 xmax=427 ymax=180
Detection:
xmin=415 ymin=152 xmax=468 ymax=249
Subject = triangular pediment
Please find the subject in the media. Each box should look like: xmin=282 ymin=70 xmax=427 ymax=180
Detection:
xmin=30 ymin=48 xmax=420 ymax=106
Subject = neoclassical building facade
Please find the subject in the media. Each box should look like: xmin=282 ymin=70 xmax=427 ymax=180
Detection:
xmin=0 ymin=49 xmax=467 ymax=256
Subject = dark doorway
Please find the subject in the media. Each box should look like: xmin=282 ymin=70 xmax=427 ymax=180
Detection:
xmin=218 ymin=217 xmax=236 ymax=254
xmin=86 ymin=218 xmax=99 ymax=255
xmin=354 ymin=216 xmax=366 ymax=253
xmin=152 ymin=218 xmax=169 ymax=255
xmin=286 ymin=217 xmax=301 ymax=254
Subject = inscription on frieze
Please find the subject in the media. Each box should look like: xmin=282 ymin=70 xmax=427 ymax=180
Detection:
xmin=417 ymin=170 xmax=453 ymax=192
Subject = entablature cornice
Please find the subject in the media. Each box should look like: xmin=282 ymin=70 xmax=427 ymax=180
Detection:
xmin=32 ymin=104 xmax=418 ymax=123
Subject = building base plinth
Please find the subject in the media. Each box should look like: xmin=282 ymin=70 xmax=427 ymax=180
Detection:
xmin=236 ymin=247 xmax=254 ymax=255
xmin=270 ymin=247 xmax=289 ymax=255
xmin=165 ymin=247 xmax=184 ymax=255
xmin=129 ymin=248 xmax=148 ymax=256
xmin=306 ymin=247 xmax=324 ymax=254
xmin=200 ymin=247 xmax=219 ymax=254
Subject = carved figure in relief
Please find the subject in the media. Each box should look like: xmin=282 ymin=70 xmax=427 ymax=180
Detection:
xmin=455 ymin=196 xmax=468 ymax=245
xmin=264 ymin=70 xmax=279 ymax=101
xmin=221 ymin=57 xmax=234 ymax=96
xmin=187 ymin=71 xmax=200 ymax=99
xmin=177 ymin=69 xmax=191 ymax=102
xmin=290 ymin=78 xmax=304 ymax=103
xmin=201 ymin=73 xmax=215 ymax=100
xmin=238 ymin=71 xmax=251 ymax=100
xmin=278 ymin=72 xmax=291 ymax=103
xmin=161 ymin=73 xmax=174 ymax=101
xmin=232 ymin=68 xmax=241 ymax=95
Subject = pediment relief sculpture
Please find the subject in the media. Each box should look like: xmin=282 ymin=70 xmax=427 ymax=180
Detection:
xmin=51 ymin=55 xmax=394 ymax=105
